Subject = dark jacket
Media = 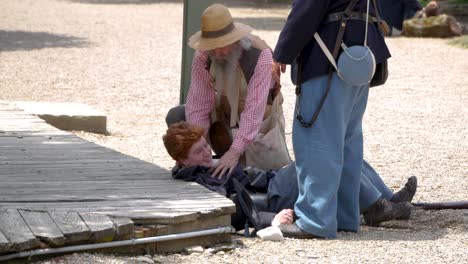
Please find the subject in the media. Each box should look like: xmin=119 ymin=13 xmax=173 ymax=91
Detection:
xmin=379 ymin=0 xmax=422 ymax=30
xmin=273 ymin=0 xmax=391 ymax=84
xmin=171 ymin=165 xmax=251 ymax=197
xmin=172 ymin=164 xmax=298 ymax=230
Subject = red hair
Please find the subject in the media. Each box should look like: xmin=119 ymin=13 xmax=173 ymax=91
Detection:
xmin=163 ymin=122 xmax=205 ymax=161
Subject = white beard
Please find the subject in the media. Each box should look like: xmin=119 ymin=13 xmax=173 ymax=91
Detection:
xmin=208 ymin=38 xmax=252 ymax=126
xmin=208 ymin=43 xmax=244 ymax=93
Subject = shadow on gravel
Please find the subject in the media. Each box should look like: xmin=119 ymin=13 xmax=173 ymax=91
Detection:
xmin=0 ymin=30 xmax=90 ymax=52
xmin=346 ymin=209 xmax=467 ymax=241
xmin=234 ymin=17 xmax=286 ymax=31
xmin=66 ymin=0 xmax=290 ymax=8
xmin=66 ymin=0 xmax=181 ymax=4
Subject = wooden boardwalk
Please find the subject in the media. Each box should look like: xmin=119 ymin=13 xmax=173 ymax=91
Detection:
xmin=0 ymin=102 xmax=235 ymax=255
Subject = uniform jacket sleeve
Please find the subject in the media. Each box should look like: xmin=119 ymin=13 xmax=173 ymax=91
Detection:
xmin=403 ymin=0 xmax=422 ymax=11
xmin=273 ymin=0 xmax=331 ymax=64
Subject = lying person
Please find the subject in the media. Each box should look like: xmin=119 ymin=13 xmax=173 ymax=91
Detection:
xmin=163 ymin=122 xmax=417 ymax=233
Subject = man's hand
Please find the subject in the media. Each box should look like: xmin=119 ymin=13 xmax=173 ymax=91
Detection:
xmin=210 ymin=148 xmax=241 ymax=179
xmin=272 ymin=209 xmax=294 ymax=227
xmin=272 ymin=60 xmax=286 ymax=85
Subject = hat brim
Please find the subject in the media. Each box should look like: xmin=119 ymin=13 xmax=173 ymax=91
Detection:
xmin=188 ymin=22 xmax=252 ymax=51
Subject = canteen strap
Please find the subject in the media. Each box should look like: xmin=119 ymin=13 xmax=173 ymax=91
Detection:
xmin=295 ymin=0 xmax=359 ymax=128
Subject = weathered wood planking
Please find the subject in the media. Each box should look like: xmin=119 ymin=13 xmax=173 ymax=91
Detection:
xmin=110 ymin=217 xmax=135 ymax=240
xmin=49 ymin=211 xmax=91 ymax=244
xmin=0 ymin=102 xmax=235 ymax=251
xmin=0 ymin=209 xmax=39 ymax=251
xmin=0 ymin=229 xmax=11 ymax=254
xmin=0 ymin=203 xmax=234 ymax=224
xmin=80 ymin=213 xmax=116 ymax=242
xmin=19 ymin=210 xmax=66 ymax=247
xmin=0 ymin=198 xmax=234 ymax=211
xmin=0 ymin=183 xmax=217 ymax=196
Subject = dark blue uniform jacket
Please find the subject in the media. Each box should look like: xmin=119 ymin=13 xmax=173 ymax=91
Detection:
xmin=379 ymin=0 xmax=422 ymax=31
xmin=273 ymin=0 xmax=392 ymax=84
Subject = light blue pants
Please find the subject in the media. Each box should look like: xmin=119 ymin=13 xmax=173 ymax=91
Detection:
xmin=293 ymin=73 xmax=369 ymax=238
xmin=359 ymin=160 xmax=394 ymax=211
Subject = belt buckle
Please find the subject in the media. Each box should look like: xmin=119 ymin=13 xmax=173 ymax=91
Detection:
xmin=341 ymin=13 xmax=350 ymax=21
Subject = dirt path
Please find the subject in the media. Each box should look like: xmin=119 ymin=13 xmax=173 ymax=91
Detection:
xmin=0 ymin=0 xmax=467 ymax=263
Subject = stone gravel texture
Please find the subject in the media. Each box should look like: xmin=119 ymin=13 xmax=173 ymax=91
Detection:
xmin=0 ymin=0 xmax=467 ymax=263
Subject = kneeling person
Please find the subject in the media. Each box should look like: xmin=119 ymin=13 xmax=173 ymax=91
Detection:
xmin=166 ymin=4 xmax=291 ymax=178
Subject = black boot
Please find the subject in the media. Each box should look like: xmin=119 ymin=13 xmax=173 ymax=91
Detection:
xmin=391 ymin=176 xmax=417 ymax=203
xmin=278 ymin=223 xmax=319 ymax=239
xmin=363 ymin=199 xmax=412 ymax=226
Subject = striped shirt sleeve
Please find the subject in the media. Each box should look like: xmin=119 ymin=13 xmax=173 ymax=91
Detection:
xmin=185 ymin=50 xmax=214 ymax=135
xmin=231 ymin=49 xmax=274 ymax=153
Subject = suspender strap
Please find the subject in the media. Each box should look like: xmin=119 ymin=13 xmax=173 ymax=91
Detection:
xmin=372 ymin=0 xmax=382 ymax=23
xmin=295 ymin=0 xmax=360 ymax=128
xmin=371 ymin=0 xmax=389 ymax=36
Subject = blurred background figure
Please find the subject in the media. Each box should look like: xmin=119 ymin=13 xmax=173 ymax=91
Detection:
xmin=403 ymin=1 xmax=464 ymax=37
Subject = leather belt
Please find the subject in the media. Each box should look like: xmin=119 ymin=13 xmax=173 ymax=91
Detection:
xmin=325 ymin=11 xmax=378 ymax=24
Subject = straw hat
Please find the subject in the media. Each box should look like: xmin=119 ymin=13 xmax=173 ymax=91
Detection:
xmin=188 ymin=4 xmax=252 ymax=51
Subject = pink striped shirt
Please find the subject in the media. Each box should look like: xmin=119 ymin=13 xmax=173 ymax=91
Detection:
xmin=186 ymin=48 xmax=274 ymax=154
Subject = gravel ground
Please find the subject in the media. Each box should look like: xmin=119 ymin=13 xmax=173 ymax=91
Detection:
xmin=0 ymin=0 xmax=467 ymax=263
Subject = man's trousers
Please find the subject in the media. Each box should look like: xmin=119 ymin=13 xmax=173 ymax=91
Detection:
xmin=293 ymin=73 xmax=369 ymax=238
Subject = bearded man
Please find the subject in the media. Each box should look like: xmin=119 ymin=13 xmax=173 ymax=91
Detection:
xmin=166 ymin=4 xmax=290 ymax=178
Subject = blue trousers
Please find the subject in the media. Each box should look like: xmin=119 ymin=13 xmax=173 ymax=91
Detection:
xmin=269 ymin=160 xmax=395 ymax=215
xmin=359 ymin=160 xmax=394 ymax=211
xmin=293 ymin=73 xmax=369 ymax=238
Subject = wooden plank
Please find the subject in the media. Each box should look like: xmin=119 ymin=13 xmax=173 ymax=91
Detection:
xmin=0 ymin=154 xmax=140 ymax=159
xmin=106 ymin=211 xmax=201 ymax=225
xmin=0 ymin=159 xmax=152 ymax=166
xmin=0 ymin=209 xmax=39 ymax=251
xmin=110 ymin=217 xmax=134 ymax=240
xmin=156 ymin=214 xmax=231 ymax=253
xmin=0 ymin=166 xmax=158 ymax=173
xmin=0 ymin=195 xmax=230 ymax=204
xmin=2 ymin=201 xmax=233 ymax=211
xmin=0 ymin=202 xmax=235 ymax=218
xmin=0 ymin=183 xmax=213 ymax=196
xmin=0 ymin=229 xmax=11 ymax=254
xmin=19 ymin=210 xmax=66 ymax=247
xmin=0 ymin=183 xmax=212 ymax=196
xmin=0 ymin=174 xmax=168 ymax=182
xmin=0 ymin=166 xmax=165 ymax=173
xmin=0 ymin=192 xmax=215 ymax=201
xmin=0 ymin=200 xmax=234 ymax=213
xmin=49 ymin=211 xmax=91 ymax=244
xmin=0 ymin=181 xmax=201 ymax=192
xmin=0 ymin=163 xmax=159 ymax=170
xmin=0 ymin=179 xmax=178 ymax=189
xmin=80 ymin=213 xmax=116 ymax=242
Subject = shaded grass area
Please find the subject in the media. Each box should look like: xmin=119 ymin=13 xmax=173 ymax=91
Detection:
xmin=448 ymin=35 xmax=468 ymax=48
xmin=0 ymin=30 xmax=90 ymax=52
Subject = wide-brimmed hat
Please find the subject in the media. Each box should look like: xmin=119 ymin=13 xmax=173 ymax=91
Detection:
xmin=188 ymin=4 xmax=252 ymax=51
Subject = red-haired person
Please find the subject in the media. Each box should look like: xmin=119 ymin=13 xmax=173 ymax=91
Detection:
xmin=163 ymin=122 xmax=417 ymax=233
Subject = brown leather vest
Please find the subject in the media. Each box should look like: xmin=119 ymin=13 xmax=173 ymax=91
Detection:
xmin=207 ymin=34 xmax=272 ymax=127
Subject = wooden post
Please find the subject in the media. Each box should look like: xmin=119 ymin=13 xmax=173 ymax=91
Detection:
xmin=180 ymin=0 xmax=216 ymax=104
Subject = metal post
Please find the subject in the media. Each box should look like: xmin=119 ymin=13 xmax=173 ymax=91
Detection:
xmin=180 ymin=0 xmax=217 ymax=104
